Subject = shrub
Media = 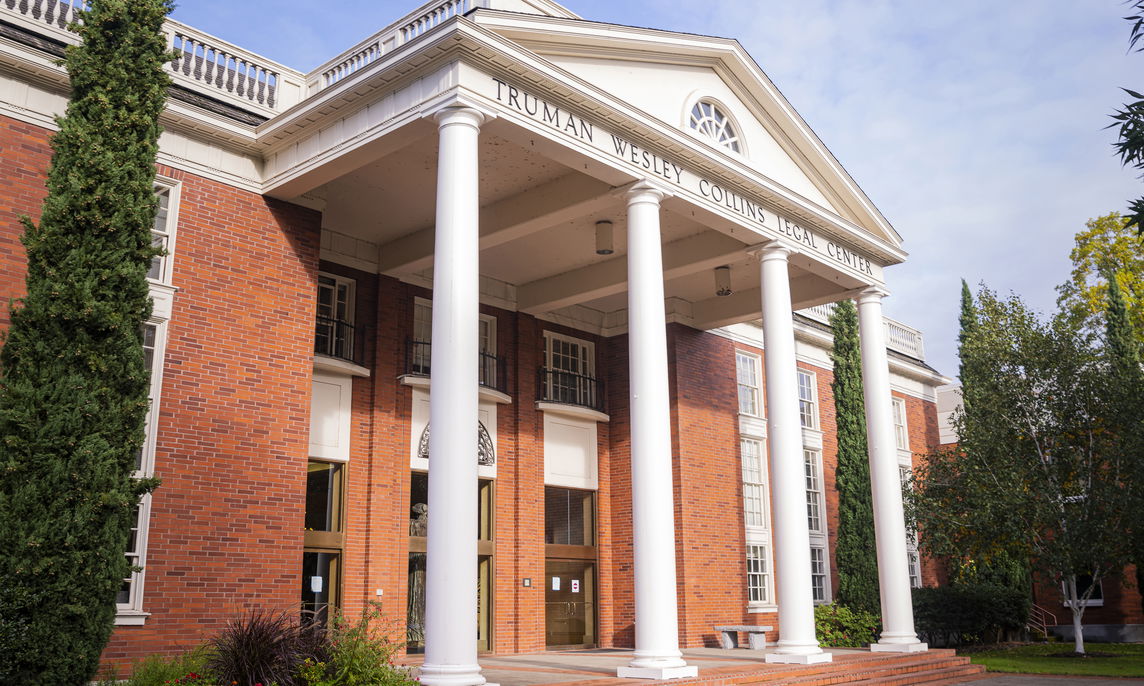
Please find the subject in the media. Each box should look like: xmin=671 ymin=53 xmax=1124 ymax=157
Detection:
xmin=207 ymin=609 xmax=320 ymax=686
xmin=124 ymin=649 xmax=212 ymax=686
xmin=912 ymin=583 xmax=1030 ymax=646
xmin=814 ymin=603 xmax=881 ymax=647
xmin=299 ymin=602 xmax=416 ymax=686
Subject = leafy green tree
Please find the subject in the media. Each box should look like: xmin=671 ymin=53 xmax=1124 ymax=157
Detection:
xmin=1056 ymin=213 xmax=1144 ymax=338
xmin=1112 ymin=2 xmax=1144 ymax=233
xmin=0 ymin=0 xmax=171 ymax=683
xmin=829 ymin=299 xmax=880 ymax=616
xmin=909 ymin=287 xmax=1144 ymax=654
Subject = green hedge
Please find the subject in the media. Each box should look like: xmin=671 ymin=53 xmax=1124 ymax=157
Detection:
xmin=912 ymin=583 xmax=1030 ymax=646
xmin=815 ymin=603 xmax=881 ymax=647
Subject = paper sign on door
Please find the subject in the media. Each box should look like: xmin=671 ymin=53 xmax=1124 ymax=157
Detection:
xmin=571 ymin=579 xmax=580 ymax=593
xmin=552 ymin=576 xmax=561 ymax=591
xmin=310 ymin=576 xmax=323 ymax=593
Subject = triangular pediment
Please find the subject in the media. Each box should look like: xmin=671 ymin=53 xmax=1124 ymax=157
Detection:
xmin=472 ymin=10 xmax=902 ymax=251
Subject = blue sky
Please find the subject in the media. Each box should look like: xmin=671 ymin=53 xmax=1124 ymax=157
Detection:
xmin=170 ymin=1 xmax=1140 ymax=380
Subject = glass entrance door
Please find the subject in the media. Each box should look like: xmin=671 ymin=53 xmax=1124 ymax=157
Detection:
xmin=545 ymin=559 xmax=596 ymax=648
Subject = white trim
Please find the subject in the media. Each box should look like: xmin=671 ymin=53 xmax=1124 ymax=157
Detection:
xmin=682 ymin=92 xmax=748 ymax=157
xmin=314 ymin=355 xmax=371 ymax=378
xmin=536 ymin=401 xmax=608 ymax=423
xmin=402 ymin=374 xmax=513 ymax=405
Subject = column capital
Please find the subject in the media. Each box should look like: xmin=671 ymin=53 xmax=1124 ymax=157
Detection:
xmin=422 ymin=96 xmax=498 ymax=129
xmin=856 ymin=285 xmax=891 ymax=305
xmin=623 ymin=179 xmax=672 ymax=206
xmin=747 ymin=240 xmax=793 ymax=262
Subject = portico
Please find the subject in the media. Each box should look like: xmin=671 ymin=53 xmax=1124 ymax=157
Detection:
xmin=0 ymin=0 xmax=942 ymax=679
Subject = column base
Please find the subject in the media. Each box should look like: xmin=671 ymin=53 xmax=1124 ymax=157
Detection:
xmin=871 ymin=641 xmax=928 ymax=653
xmin=617 ymin=665 xmax=698 ymax=679
xmin=418 ymin=663 xmax=490 ymax=686
xmin=765 ymin=651 xmax=833 ymax=664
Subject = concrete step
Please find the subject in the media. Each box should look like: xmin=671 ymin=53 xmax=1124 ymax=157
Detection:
xmin=732 ymin=653 xmax=985 ymax=686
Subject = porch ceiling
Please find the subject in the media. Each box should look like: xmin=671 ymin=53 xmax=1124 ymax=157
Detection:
xmin=305 ymin=115 xmax=863 ymax=330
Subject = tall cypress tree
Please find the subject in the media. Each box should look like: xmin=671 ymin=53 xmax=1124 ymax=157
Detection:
xmin=1104 ymin=271 xmax=1144 ymax=613
xmin=0 ymin=1 xmax=171 ymax=683
xmin=830 ymin=299 xmax=880 ymax=615
xmin=957 ymin=279 xmax=978 ymax=386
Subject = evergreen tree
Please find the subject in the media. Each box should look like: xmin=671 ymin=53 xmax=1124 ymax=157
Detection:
xmin=0 ymin=1 xmax=171 ymax=683
xmin=1104 ymin=271 xmax=1144 ymax=615
xmin=829 ymin=299 xmax=880 ymax=615
xmin=957 ymin=278 xmax=977 ymax=385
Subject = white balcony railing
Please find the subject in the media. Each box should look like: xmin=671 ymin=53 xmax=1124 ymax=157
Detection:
xmin=796 ymin=303 xmax=926 ymax=361
xmin=309 ymin=0 xmax=488 ymax=94
xmin=0 ymin=2 xmax=305 ymax=114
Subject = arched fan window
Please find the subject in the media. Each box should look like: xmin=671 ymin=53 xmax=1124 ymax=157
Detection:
xmin=689 ymin=100 xmax=741 ymax=153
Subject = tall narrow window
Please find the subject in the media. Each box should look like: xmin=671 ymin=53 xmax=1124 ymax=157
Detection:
xmin=542 ymin=332 xmax=599 ymax=410
xmin=409 ymin=300 xmax=498 ymax=390
xmin=892 ymin=397 xmax=909 ymax=451
xmin=810 ymin=546 xmax=827 ymax=603
xmin=900 ymin=464 xmax=922 ymax=588
xmin=316 ymin=273 xmax=355 ymax=362
xmin=303 ymin=460 xmax=345 ymax=624
xmin=804 ymin=449 xmax=823 ymax=533
xmin=746 ymin=544 xmax=771 ymax=603
xmin=741 ymin=438 xmax=767 ymax=529
xmin=147 ymin=184 xmax=175 ymax=282
xmin=797 ymin=370 xmax=817 ymax=429
xmin=736 ymin=351 xmax=761 ymax=417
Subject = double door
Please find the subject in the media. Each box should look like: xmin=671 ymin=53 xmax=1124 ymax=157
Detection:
xmin=545 ymin=559 xmax=596 ymax=648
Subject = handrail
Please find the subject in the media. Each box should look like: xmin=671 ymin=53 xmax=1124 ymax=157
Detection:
xmin=404 ymin=339 xmax=506 ymax=393
xmin=315 ymin=315 xmax=356 ymax=364
xmin=536 ymin=368 xmax=604 ymax=413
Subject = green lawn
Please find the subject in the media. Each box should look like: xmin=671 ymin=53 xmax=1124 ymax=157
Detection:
xmin=963 ymin=642 xmax=1144 ymax=678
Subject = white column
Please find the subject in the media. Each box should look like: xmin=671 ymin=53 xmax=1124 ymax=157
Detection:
xmin=421 ymin=106 xmax=490 ymax=686
xmin=756 ymin=242 xmax=831 ymax=665
xmin=617 ymin=181 xmax=697 ymax=681
xmin=856 ymin=287 xmax=927 ymax=653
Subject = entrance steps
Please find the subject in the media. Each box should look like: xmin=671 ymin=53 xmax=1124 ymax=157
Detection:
xmin=669 ymin=650 xmax=987 ymax=686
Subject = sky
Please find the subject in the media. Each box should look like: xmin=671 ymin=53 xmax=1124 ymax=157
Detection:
xmin=169 ymin=1 xmax=1141 ymax=380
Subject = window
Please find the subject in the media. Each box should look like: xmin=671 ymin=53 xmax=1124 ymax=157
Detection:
xmin=545 ymin=487 xmax=596 ymax=546
xmin=542 ymin=332 xmax=599 ymax=410
xmin=410 ymin=299 xmax=499 ymax=389
xmin=118 ymin=319 xmax=167 ymax=620
xmin=688 ymin=100 xmax=741 ymax=153
xmin=315 ymin=273 xmax=355 ymax=362
xmin=736 ymin=351 xmax=761 ymax=416
xmin=1064 ymin=574 xmax=1104 ymax=607
xmin=810 ymin=546 xmax=827 ymax=603
xmin=747 ymin=544 xmax=771 ymax=604
xmin=741 ymin=438 xmax=767 ymax=529
xmin=797 ymin=370 xmax=817 ymax=429
xmin=908 ymin=551 xmax=922 ymax=589
xmin=147 ymin=183 xmax=177 ymax=283
xmin=892 ymin=397 xmax=909 ymax=451
xmin=804 ymin=449 xmax=823 ymax=533
xmin=303 ymin=461 xmax=345 ymax=624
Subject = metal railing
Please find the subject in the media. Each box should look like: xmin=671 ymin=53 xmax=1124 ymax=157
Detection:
xmin=315 ymin=316 xmax=356 ymax=363
xmin=537 ymin=368 xmax=604 ymax=413
xmin=404 ymin=340 xmax=505 ymax=394
xmin=1026 ymin=603 xmax=1057 ymax=640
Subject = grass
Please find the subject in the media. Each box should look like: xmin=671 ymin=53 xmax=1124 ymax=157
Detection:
xmin=963 ymin=642 xmax=1144 ymax=678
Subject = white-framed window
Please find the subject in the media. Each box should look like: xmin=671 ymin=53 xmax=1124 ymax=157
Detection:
xmin=908 ymin=550 xmax=922 ymax=589
xmin=736 ymin=351 xmax=762 ymax=417
xmin=899 ymin=464 xmax=922 ymax=588
xmin=316 ymin=273 xmax=355 ymax=361
xmin=892 ymin=397 xmax=909 ymax=451
xmin=741 ymin=438 xmax=768 ymax=529
xmin=411 ymin=299 xmax=497 ymax=385
xmin=1063 ymin=575 xmax=1104 ymax=607
xmin=810 ymin=546 xmax=828 ymax=603
xmin=747 ymin=544 xmax=771 ymax=604
xmin=542 ymin=331 xmax=597 ymax=408
xmin=688 ymin=99 xmax=742 ymax=153
xmin=804 ymin=449 xmax=824 ymax=533
xmin=797 ymin=370 xmax=818 ymax=429
xmin=147 ymin=181 xmax=179 ymax=284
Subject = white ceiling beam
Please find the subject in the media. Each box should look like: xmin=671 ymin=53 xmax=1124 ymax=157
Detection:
xmin=376 ymin=173 xmax=615 ymax=273
xmin=517 ymin=232 xmax=746 ymax=314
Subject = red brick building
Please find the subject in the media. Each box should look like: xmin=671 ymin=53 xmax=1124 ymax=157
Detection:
xmin=1 ymin=0 xmax=956 ymax=681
